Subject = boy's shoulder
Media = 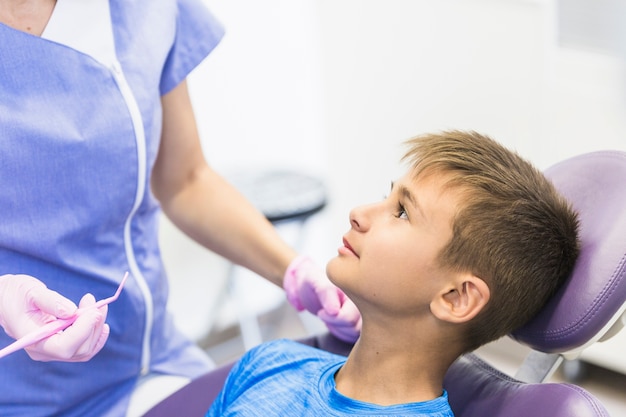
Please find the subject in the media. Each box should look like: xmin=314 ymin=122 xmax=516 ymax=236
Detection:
xmin=214 ymin=339 xmax=346 ymax=410
xmin=226 ymin=338 xmax=347 ymax=388
xmin=243 ymin=338 xmax=346 ymax=367
xmin=209 ymin=339 xmax=347 ymax=416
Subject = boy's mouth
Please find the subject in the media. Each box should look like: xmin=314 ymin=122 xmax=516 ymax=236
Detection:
xmin=342 ymin=237 xmax=359 ymax=258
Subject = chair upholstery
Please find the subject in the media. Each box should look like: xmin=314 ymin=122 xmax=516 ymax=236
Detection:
xmin=512 ymin=151 xmax=626 ymax=356
xmin=443 ymin=353 xmax=610 ymax=417
xmin=144 ymin=151 xmax=623 ymax=417
xmin=142 ymin=362 xmax=234 ymax=417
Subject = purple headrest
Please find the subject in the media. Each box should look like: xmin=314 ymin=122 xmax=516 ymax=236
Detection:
xmin=444 ymin=354 xmax=610 ymax=417
xmin=511 ymin=151 xmax=626 ymax=353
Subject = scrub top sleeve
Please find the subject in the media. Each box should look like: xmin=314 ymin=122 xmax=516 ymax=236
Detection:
xmin=160 ymin=0 xmax=225 ymax=95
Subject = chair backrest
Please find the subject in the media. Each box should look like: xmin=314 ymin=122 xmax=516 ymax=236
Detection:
xmin=511 ymin=150 xmax=626 ymax=357
xmin=443 ymin=353 xmax=610 ymax=417
xmin=507 ymin=150 xmax=626 ymax=384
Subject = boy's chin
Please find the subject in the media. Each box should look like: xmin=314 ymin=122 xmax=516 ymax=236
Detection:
xmin=325 ymin=257 xmax=343 ymax=286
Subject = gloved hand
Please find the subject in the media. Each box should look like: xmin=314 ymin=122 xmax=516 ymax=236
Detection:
xmin=283 ymin=256 xmax=361 ymax=342
xmin=0 ymin=274 xmax=110 ymax=362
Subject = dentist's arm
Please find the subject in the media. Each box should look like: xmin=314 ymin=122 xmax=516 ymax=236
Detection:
xmin=152 ymin=80 xmax=360 ymax=342
xmin=152 ymin=80 xmax=296 ymax=286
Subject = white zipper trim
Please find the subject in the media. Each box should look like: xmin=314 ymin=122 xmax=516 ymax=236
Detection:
xmin=111 ymin=61 xmax=153 ymax=376
xmin=39 ymin=0 xmax=153 ymax=378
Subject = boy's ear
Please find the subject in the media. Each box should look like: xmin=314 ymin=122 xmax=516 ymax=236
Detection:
xmin=430 ymin=274 xmax=490 ymax=324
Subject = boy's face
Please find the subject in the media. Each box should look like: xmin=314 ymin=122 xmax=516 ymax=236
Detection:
xmin=327 ymin=169 xmax=461 ymax=316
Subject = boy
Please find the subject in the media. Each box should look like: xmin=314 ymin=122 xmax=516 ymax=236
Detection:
xmin=206 ymin=130 xmax=580 ymax=416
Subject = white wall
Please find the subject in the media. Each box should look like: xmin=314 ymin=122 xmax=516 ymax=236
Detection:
xmin=316 ymin=0 xmax=626 ymax=240
xmin=187 ymin=0 xmax=625 ymax=262
xmin=189 ymin=0 xmax=326 ymax=177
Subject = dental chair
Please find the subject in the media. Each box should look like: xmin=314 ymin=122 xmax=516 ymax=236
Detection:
xmin=144 ymin=150 xmax=625 ymax=417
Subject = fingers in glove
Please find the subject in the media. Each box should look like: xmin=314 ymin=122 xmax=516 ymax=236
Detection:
xmin=66 ymin=294 xmax=109 ymax=361
xmin=27 ymin=294 xmax=108 ymax=362
xmin=29 ymin=285 xmax=77 ymax=319
xmin=314 ymin=286 xmax=341 ymax=316
xmin=317 ymin=298 xmax=362 ymax=343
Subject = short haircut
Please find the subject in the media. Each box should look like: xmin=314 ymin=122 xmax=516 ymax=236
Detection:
xmin=403 ymin=130 xmax=580 ymax=352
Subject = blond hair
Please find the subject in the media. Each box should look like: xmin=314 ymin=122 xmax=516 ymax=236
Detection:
xmin=403 ymin=130 xmax=580 ymax=352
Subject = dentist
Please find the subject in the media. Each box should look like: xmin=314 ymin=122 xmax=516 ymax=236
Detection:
xmin=0 ymin=0 xmax=360 ymax=416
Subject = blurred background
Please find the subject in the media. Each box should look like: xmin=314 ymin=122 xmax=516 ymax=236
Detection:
xmin=190 ymin=0 xmax=626 ymax=238
xmin=162 ymin=0 xmax=626 ymax=414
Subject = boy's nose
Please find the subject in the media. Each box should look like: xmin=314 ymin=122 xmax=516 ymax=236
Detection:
xmin=349 ymin=203 xmax=376 ymax=231
xmin=349 ymin=209 xmax=362 ymax=230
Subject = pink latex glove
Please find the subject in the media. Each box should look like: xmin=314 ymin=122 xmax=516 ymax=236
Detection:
xmin=0 ymin=274 xmax=109 ymax=362
xmin=283 ymin=256 xmax=361 ymax=342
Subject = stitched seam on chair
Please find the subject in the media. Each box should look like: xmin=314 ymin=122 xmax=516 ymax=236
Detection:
xmin=467 ymin=354 xmax=519 ymax=383
xmin=466 ymin=355 xmax=608 ymax=415
xmin=535 ymin=253 xmax=626 ymax=341
xmin=561 ymin=383 xmax=610 ymax=416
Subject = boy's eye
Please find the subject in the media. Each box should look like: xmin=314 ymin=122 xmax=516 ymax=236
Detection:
xmin=395 ymin=203 xmax=408 ymax=219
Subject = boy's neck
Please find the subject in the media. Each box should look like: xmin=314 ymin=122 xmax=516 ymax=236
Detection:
xmin=334 ymin=324 xmax=458 ymax=406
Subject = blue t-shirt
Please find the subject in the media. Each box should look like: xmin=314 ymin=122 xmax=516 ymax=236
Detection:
xmin=207 ymin=339 xmax=454 ymax=416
